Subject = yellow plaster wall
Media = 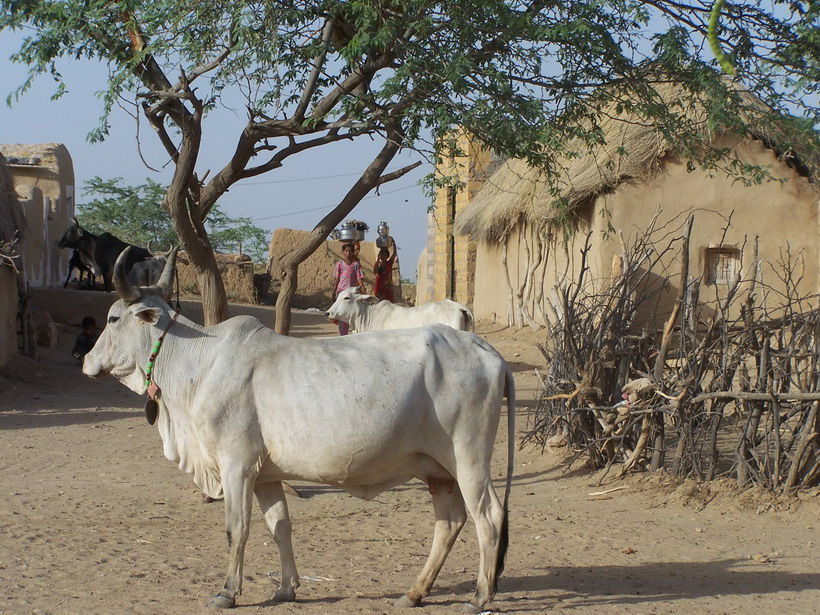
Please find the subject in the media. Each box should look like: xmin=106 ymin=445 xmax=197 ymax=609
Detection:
xmin=1 ymin=144 xmax=76 ymax=288
xmin=425 ymin=132 xmax=491 ymax=305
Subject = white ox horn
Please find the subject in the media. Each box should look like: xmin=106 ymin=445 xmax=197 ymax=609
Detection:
xmin=113 ymin=247 xmax=141 ymax=302
xmin=155 ymin=247 xmax=178 ymax=302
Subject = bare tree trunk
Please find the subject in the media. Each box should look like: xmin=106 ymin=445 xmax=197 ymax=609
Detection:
xmin=655 ymin=214 xmax=693 ymax=471
xmin=786 ymin=401 xmax=819 ymax=490
xmin=737 ymin=340 xmax=770 ymax=486
xmin=195 ymin=257 xmax=229 ymax=325
xmin=168 ymin=210 xmax=227 ymax=327
xmin=169 ymin=236 xmax=228 ymax=326
xmin=16 ymin=275 xmax=35 ymax=359
xmin=274 ymin=271 xmax=297 ymax=336
xmin=515 ymin=231 xmax=529 ymax=313
xmin=275 ymin=231 xmax=327 ymax=335
xmin=158 ymin=90 xmax=231 ymax=326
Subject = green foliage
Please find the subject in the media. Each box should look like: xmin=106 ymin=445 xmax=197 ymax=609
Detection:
xmin=204 ymin=209 xmax=270 ymax=264
xmin=3 ymin=2 xmax=816 ymax=154
xmin=708 ymin=0 xmax=735 ymax=75
xmin=78 ymin=177 xmax=270 ymax=262
xmin=3 ymin=0 xmax=819 ymax=243
xmin=78 ymin=177 xmax=176 ymax=248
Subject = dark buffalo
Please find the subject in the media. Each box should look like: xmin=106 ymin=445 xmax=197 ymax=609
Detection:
xmin=57 ymin=218 xmax=152 ymax=292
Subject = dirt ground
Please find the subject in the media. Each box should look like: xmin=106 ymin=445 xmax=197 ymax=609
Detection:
xmin=1 ymin=290 xmax=818 ymax=615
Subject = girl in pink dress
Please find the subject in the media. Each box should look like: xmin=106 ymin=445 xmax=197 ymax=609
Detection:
xmin=331 ymin=243 xmax=364 ymax=335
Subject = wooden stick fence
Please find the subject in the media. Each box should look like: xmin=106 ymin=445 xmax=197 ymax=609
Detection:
xmin=523 ymin=213 xmax=820 ymax=492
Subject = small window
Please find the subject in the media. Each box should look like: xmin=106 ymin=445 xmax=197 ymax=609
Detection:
xmin=705 ymin=247 xmax=740 ymax=285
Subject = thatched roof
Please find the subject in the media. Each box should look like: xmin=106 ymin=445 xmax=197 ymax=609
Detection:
xmin=456 ymin=81 xmax=819 ymax=243
xmin=0 ymin=153 xmax=26 ymax=254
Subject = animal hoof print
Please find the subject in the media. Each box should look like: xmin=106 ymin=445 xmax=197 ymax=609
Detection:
xmin=206 ymin=594 xmax=235 ymax=609
xmin=394 ymin=594 xmax=421 ymax=608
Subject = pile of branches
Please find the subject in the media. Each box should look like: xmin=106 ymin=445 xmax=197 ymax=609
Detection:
xmin=524 ymin=212 xmax=820 ymax=492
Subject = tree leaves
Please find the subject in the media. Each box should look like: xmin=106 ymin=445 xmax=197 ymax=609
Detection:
xmin=4 ymin=1 xmax=817 ymax=179
xmin=3 ymin=0 xmax=817 ymax=326
xmin=78 ymin=176 xmax=269 ymax=262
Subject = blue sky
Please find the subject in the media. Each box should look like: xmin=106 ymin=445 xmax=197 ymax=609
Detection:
xmin=0 ymin=30 xmax=433 ymax=280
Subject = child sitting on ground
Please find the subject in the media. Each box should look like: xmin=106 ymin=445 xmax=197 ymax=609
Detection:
xmin=72 ymin=316 xmax=100 ymax=360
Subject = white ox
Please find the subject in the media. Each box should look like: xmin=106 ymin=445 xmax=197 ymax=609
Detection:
xmin=326 ymin=287 xmax=475 ymax=332
xmin=83 ymin=248 xmax=515 ymax=613
xmin=128 ymin=255 xmax=166 ymax=286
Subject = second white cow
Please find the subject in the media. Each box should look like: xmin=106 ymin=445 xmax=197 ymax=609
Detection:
xmin=129 ymin=255 xmax=167 ymax=286
xmin=326 ymin=287 xmax=474 ymax=332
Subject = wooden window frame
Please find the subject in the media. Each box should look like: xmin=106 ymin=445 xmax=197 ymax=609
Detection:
xmin=704 ymin=246 xmax=741 ymax=286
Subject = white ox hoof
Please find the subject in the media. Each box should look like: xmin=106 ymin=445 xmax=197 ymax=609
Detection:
xmin=207 ymin=593 xmax=236 ymax=609
xmin=273 ymin=587 xmax=297 ymax=603
xmin=459 ymin=602 xmax=482 ymax=615
xmin=394 ymin=594 xmax=421 ymax=608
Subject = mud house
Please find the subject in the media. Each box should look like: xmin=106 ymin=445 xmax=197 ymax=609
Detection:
xmin=418 ymin=87 xmax=819 ymax=328
xmin=0 ymin=144 xmax=79 ymax=367
xmin=0 ymin=143 xmax=76 ymax=290
xmin=1 ymin=153 xmax=27 ymax=367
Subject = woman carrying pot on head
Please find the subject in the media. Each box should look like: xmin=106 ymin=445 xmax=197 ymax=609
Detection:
xmin=373 ymin=237 xmax=396 ymax=303
xmin=331 ymin=243 xmax=365 ymax=335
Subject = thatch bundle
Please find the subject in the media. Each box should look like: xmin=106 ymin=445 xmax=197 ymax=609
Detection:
xmin=455 ymin=80 xmax=817 ymax=243
xmin=0 ymin=153 xmax=26 ymax=256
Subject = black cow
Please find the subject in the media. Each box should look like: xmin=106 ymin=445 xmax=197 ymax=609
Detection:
xmin=63 ymin=249 xmax=98 ymax=289
xmin=57 ymin=218 xmax=152 ymax=292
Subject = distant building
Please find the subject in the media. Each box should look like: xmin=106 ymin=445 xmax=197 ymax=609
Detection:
xmin=1 ymin=152 xmax=26 ymax=367
xmin=415 ymin=131 xmax=496 ymax=307
xmin=420 ymin=88 xmax=819 ymax=328
xmin=0 ymin=143 xmax=76 ymax=288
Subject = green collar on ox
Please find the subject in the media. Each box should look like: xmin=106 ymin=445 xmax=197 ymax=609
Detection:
xmin=143 ymin=311 xmax=178 ymax=425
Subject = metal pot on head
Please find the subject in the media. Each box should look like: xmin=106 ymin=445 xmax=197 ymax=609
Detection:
xmin=337 ymin=227 xmax=363 ymax=242
xmin=337 ymin=220 xmax=367 ymax=242
xmin=376 ymin=221 xmax=391 ymax=248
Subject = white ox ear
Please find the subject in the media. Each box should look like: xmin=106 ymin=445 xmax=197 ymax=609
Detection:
xmin=362 ymin=295 xmax=380 ymax=305
xmin=134 ymin=306 xmax=162 ymax=325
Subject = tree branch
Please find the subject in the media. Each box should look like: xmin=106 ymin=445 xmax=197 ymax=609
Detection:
xmin=295 ymin=19 xmax=334 ymax=121
xmin=376 ymin=161 xmax=422 ymax=186
xmin=309 ymin=54 xmax=389 ymax=123
xmin=142 ymin=103 xmax=180 ymax=163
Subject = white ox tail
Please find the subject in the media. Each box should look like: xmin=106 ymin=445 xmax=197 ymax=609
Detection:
xmin=494 ymin=364 xmax=515 ymax=591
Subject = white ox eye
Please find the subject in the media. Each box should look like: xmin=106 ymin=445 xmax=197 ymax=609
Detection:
xmin=108 ymin=316 xmax=119 ymax=323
